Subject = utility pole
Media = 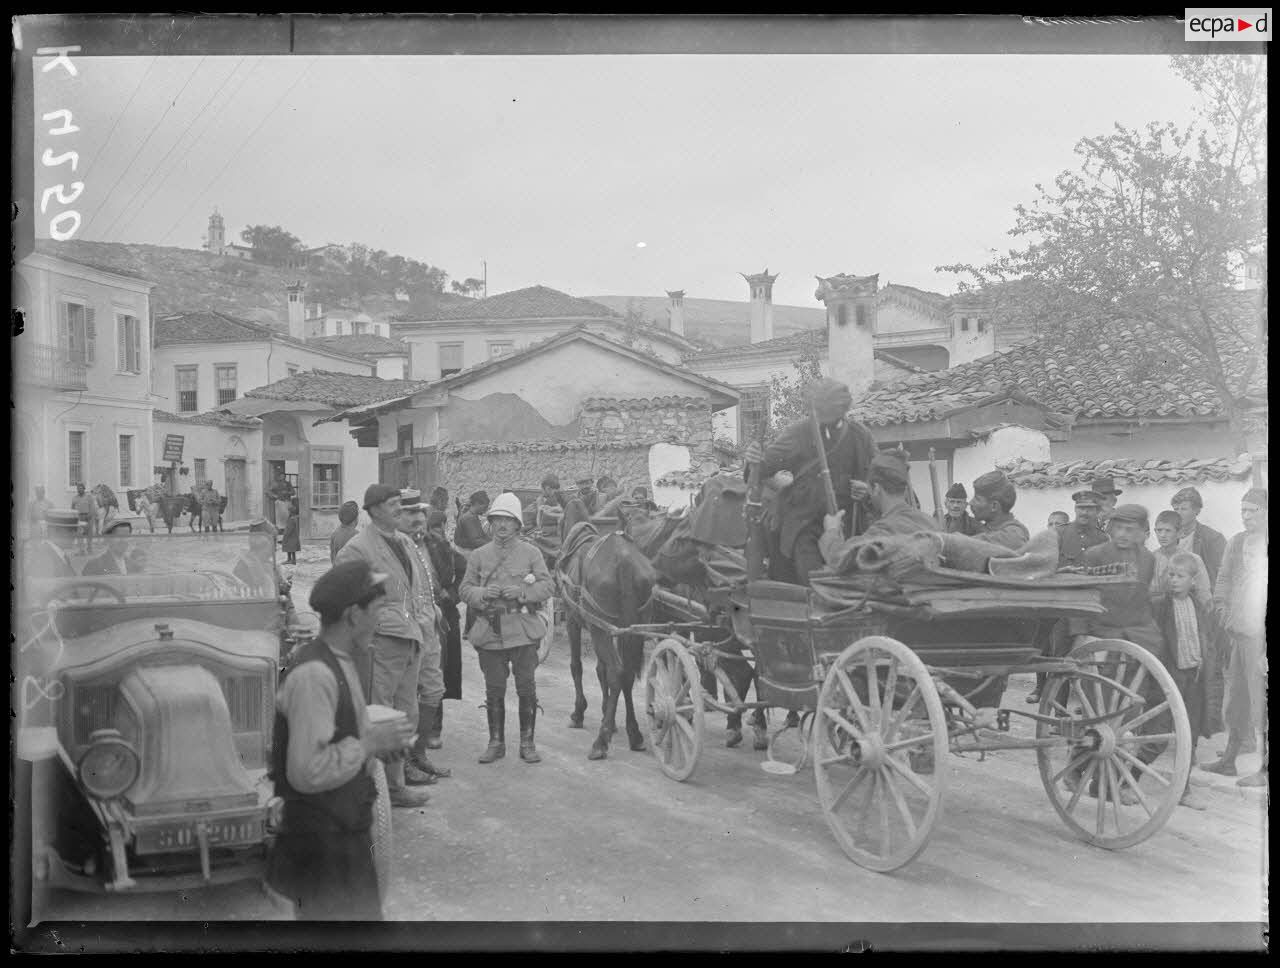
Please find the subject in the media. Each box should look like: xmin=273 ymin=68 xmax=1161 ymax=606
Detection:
xmin=482 ymin=260 xmax=487 ymax=299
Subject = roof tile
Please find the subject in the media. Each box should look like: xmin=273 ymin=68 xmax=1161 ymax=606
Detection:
xmin=997 ymin=454 xmax=1255 ymax=489
xmin=245 ymin=370 xmax=431 ymax=408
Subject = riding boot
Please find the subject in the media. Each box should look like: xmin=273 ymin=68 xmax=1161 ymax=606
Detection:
xmin=410 ymin=702 xmax=451 ymax=778
xmin=426 ymin=703 xmax=444 ymax=750
xmin=518 ymin=697 xmax=542 ymax=763
xmin=479 ymin=699 xmax=506 ymax=763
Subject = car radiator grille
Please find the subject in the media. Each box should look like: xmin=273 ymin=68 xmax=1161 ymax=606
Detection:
xmin=71 ymin=675 xmax=264 ymax=745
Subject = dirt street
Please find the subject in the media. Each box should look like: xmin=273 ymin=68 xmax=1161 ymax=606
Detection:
xmin=34 ymin=540 xmax=1268 ymax=938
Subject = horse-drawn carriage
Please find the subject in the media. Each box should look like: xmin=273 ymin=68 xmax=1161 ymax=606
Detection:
xmin=551 ymin=476 xmax=1192 ymax=873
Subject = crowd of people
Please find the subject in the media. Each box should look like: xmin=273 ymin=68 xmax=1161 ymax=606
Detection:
xmin=18 ymin=377 xmax=1267 ymax=921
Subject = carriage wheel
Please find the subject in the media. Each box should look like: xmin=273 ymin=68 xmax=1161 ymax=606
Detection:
xmin=814 ymin=635 xmax=947 ymax=873
xmin=644 ymin=638 xmax=706 ymax=782
xmin=536 ymin=596 xmax=556 ymax=665
xmin=1036 ymin=638 xmax=1191 ymax=850
xmin=370 ymin=759 xmax=394 ymax=907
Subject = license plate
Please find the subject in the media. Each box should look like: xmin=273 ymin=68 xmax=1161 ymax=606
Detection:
xmin=137 ymin=815 xmax=265 ymax=854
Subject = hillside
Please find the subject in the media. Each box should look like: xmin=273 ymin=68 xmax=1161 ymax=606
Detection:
xmin=34 ymin=239 xmax=469 ymax=329
xmin=589 ymin=294 xmax=826 ymax=348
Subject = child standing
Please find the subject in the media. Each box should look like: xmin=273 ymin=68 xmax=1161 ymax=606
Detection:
xmin=283 ymin=501 xmax=301 ymax=565
xmin=1154 ymin=552 xmax=1216 ymax=810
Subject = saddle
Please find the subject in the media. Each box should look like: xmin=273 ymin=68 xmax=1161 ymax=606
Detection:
xmin=557 ymin=521 xmax=601 ymax=573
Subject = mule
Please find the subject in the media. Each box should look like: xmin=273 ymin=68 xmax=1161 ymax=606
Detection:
xmin=558 ymin=522 xmax=658 ymax=760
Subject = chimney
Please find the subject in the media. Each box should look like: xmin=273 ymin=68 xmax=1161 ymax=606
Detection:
xmin=815 ymin=272 xmax=878 ymax=399
xmin=286 ymin=281 xmax=307 ymax=341
xmin=742 ymin=269 xmax=777 ymax=344
xmin=666 ymin=290 xmax=686 ymax=337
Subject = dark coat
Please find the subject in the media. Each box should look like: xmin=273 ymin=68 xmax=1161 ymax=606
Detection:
xmin=454 ymin=510 xmax=489 ymax=552
xmin=283 ymin=515 xmax=302 ymax=553
xmin=1186 ymin=521 xmax=1228 ymax=586
xmin=1058 ymin=519 xmax=1108 ymax=567
xmin=1068 ymin=542 xmax=1162 ymax=654
xmin=760 ymin=416 xmax=876 ymax=557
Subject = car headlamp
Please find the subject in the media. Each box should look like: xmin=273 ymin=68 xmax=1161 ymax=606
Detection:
xmin=77 ymin=728 xmax=140 ymax=799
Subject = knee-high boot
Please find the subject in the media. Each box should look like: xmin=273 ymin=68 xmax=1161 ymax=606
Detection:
xmin=409 ymin=702 xmax=451 ymax=778
xmin=426 ymin=703 xmax=444 ymax=750
xmin=479 ymin=698 xmax=506 ymax=763
xmin=519 ymin=697 xmax=541 ymax=763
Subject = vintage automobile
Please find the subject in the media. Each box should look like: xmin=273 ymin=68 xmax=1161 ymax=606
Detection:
xmin=14 ymin=530 xmax=391 ymax=917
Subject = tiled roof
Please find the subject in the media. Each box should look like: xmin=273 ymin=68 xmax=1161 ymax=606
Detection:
xmin=153 ymin=408 xmax=261 ymax=429
xmin=654 ymin=466 xmax=740 ymax=490
xmin=581 ymin=395 xmax=711 ymax=412
xmin=245 ymin=369 xmax=431 ymax=408
xmin=311 ymin=334 xmax=408 ymax=357
xmin=684 ymin=329 xmax=827 ymax=363
xmin=409 ymin=285 xmax=622 ymax=322
xmin=155 ymin=310 xmax=368 ymax=363
xmin=999 ymin=454 xmax=1256 ymax=489
xmin=851 ymin=316 xmax=1267 ymax=426
xmin=32 ymin=241 xmax=154 ymax=283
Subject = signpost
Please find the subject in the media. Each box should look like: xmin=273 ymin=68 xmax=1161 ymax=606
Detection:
xmin=162 ymin=435 xmax=184 ymax=495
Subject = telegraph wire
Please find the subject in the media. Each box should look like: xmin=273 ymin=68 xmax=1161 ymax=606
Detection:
xmin=115 ymin=59 xmax=260 ymax=242
xmin=159 ymin=60 xmax=315 ymax=247
xmin=78 ymin=58 xmax=158 ymax=179
xmin=104 ymin=57 xmax=248 ymax=242
xmin=85 ymin=57 xmax=208 ymax=237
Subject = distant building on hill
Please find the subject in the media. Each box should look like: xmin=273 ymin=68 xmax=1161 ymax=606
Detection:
xmin=202 ymin=208 xmax=255 ymax=261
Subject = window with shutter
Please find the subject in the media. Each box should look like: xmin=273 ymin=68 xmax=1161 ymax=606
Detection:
xmin=738 ymin=385 xmax=771 ymax=444
xmin=439 ymin=342 xmax=463 ymax=377
xmin=67 ymin=430 xmax=85 ymax=487
xmin=85 ymin=306 xmax=96 ymax=364
xmin=118 ymin=435 xmax=134 ymax=487
xmin=116 ymin=314 xmax=141 ymax=372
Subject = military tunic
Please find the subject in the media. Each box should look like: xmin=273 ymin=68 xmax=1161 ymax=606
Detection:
xmin=1058 ymin=519 xmax=1108 ymax=567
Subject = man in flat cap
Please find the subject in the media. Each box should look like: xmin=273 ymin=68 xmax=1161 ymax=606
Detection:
xmin=1060 ymin=502 xmax=1172 ymax=802
xmin=82 ymin=520 xmax=136 ymax=576
xmin=395 ymin=489 xmax=451 ymax=784
xmin=819 ymin=450 xmax=937 ymax=567
xmin=335 ymin=483 xmax=434 ymax=808
xmin=937 ymin=481 xmax=977 ymax=535
xmin=454 ymin=490 xmax=491 ymax=557
xmin=1204 ymin=488 xmax=1268 ymax=787
xmin=1058 ymin=490 xmax=1109 ymax=568
xmin=329 ymin=501 xmax=361 ymax=565
xmin=744 ymin=377 xmax=876 ymax=584
xmin=969 ymin=470 xmax=1030 ymax=550
xmin=1170 ymin=486 xmax=1227 ymax=586
xmin=267 ymin=560 xmax=414 ymax=921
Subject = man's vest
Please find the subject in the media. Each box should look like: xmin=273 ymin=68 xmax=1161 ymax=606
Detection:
xmin=270 ymin=638 xmax=376 ymax=833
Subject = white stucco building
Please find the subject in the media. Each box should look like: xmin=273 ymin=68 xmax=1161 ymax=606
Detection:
xmin=13 ymin=250 xmax=158 ymax=509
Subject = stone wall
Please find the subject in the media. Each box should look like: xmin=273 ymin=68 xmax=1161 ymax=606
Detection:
xmin=434 ymin=395 xmax=722 ymax=503
xmin=436 ymin=440 xmax=653 ymax=502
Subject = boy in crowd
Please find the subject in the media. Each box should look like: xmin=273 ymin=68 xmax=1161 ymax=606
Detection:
xmin=1153 ymin=552 xmax=1215 ymax=810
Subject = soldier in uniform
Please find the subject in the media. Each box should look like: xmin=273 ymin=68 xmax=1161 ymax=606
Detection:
xmin=1058 ymin=489 xmax=1109 ymax=568
xmin=818 ymin=450 xmax=936 ymax=566
xmin=1091 ymin=476 xmax=1123 ymax=530
xmin=745 ymin=378 xmax=876 ymax=585
xmin=969 ymin=470 xmax=1031 ymax=550
xmin=459 ymin=493 xmax=554 ymax=765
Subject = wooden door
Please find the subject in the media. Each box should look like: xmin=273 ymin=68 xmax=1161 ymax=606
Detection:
xmin=224 ymin=458 xmax=247 ymax=522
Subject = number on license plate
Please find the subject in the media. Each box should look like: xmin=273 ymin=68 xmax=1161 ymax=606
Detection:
xmin=143 ymin=817 xmax=263 ymax=852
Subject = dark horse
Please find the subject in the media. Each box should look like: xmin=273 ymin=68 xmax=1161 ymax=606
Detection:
xmin=558 ymin=473 xmax=763 ymax=757
xmin=557 ymin=522 xmax=658 ymax=760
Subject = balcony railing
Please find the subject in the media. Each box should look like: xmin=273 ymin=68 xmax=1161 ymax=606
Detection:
xmin=16 ymin=341 xmax=89 ymax=390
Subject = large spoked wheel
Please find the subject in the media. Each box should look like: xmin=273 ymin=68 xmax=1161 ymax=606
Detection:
xmin=1036 ymin=638 xmax=1191 ymax=850
xmin=644 ymin=637 xmax=706 ymax=782
xmin=814 ymin=636 xmax=948 ymax=872
xmin=536 ymin=596 xmax=556 ymax=665
xmin=370 ymin=759 xmax=394 ymax=907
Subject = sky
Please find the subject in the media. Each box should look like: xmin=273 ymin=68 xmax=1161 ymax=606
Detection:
xmin=31 ymin=50 xmax=1215 ymax=307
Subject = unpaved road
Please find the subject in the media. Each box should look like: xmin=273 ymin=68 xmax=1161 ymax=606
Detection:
xmin=29 ymin=541 xmax=1268 ymax=942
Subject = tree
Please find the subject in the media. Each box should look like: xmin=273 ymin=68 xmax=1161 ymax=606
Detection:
xmin=450 ymin=277 xmax=485 ymax=298
xmin=619 ymin=300 xmax=656 ymax=355
xmin=239 ymin=224 xmax=303 ymax=267
xmin=765 ymin=331 xmax=826 ymax=437
xmin=939 ymin=55 xmax=1266 ymax=453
